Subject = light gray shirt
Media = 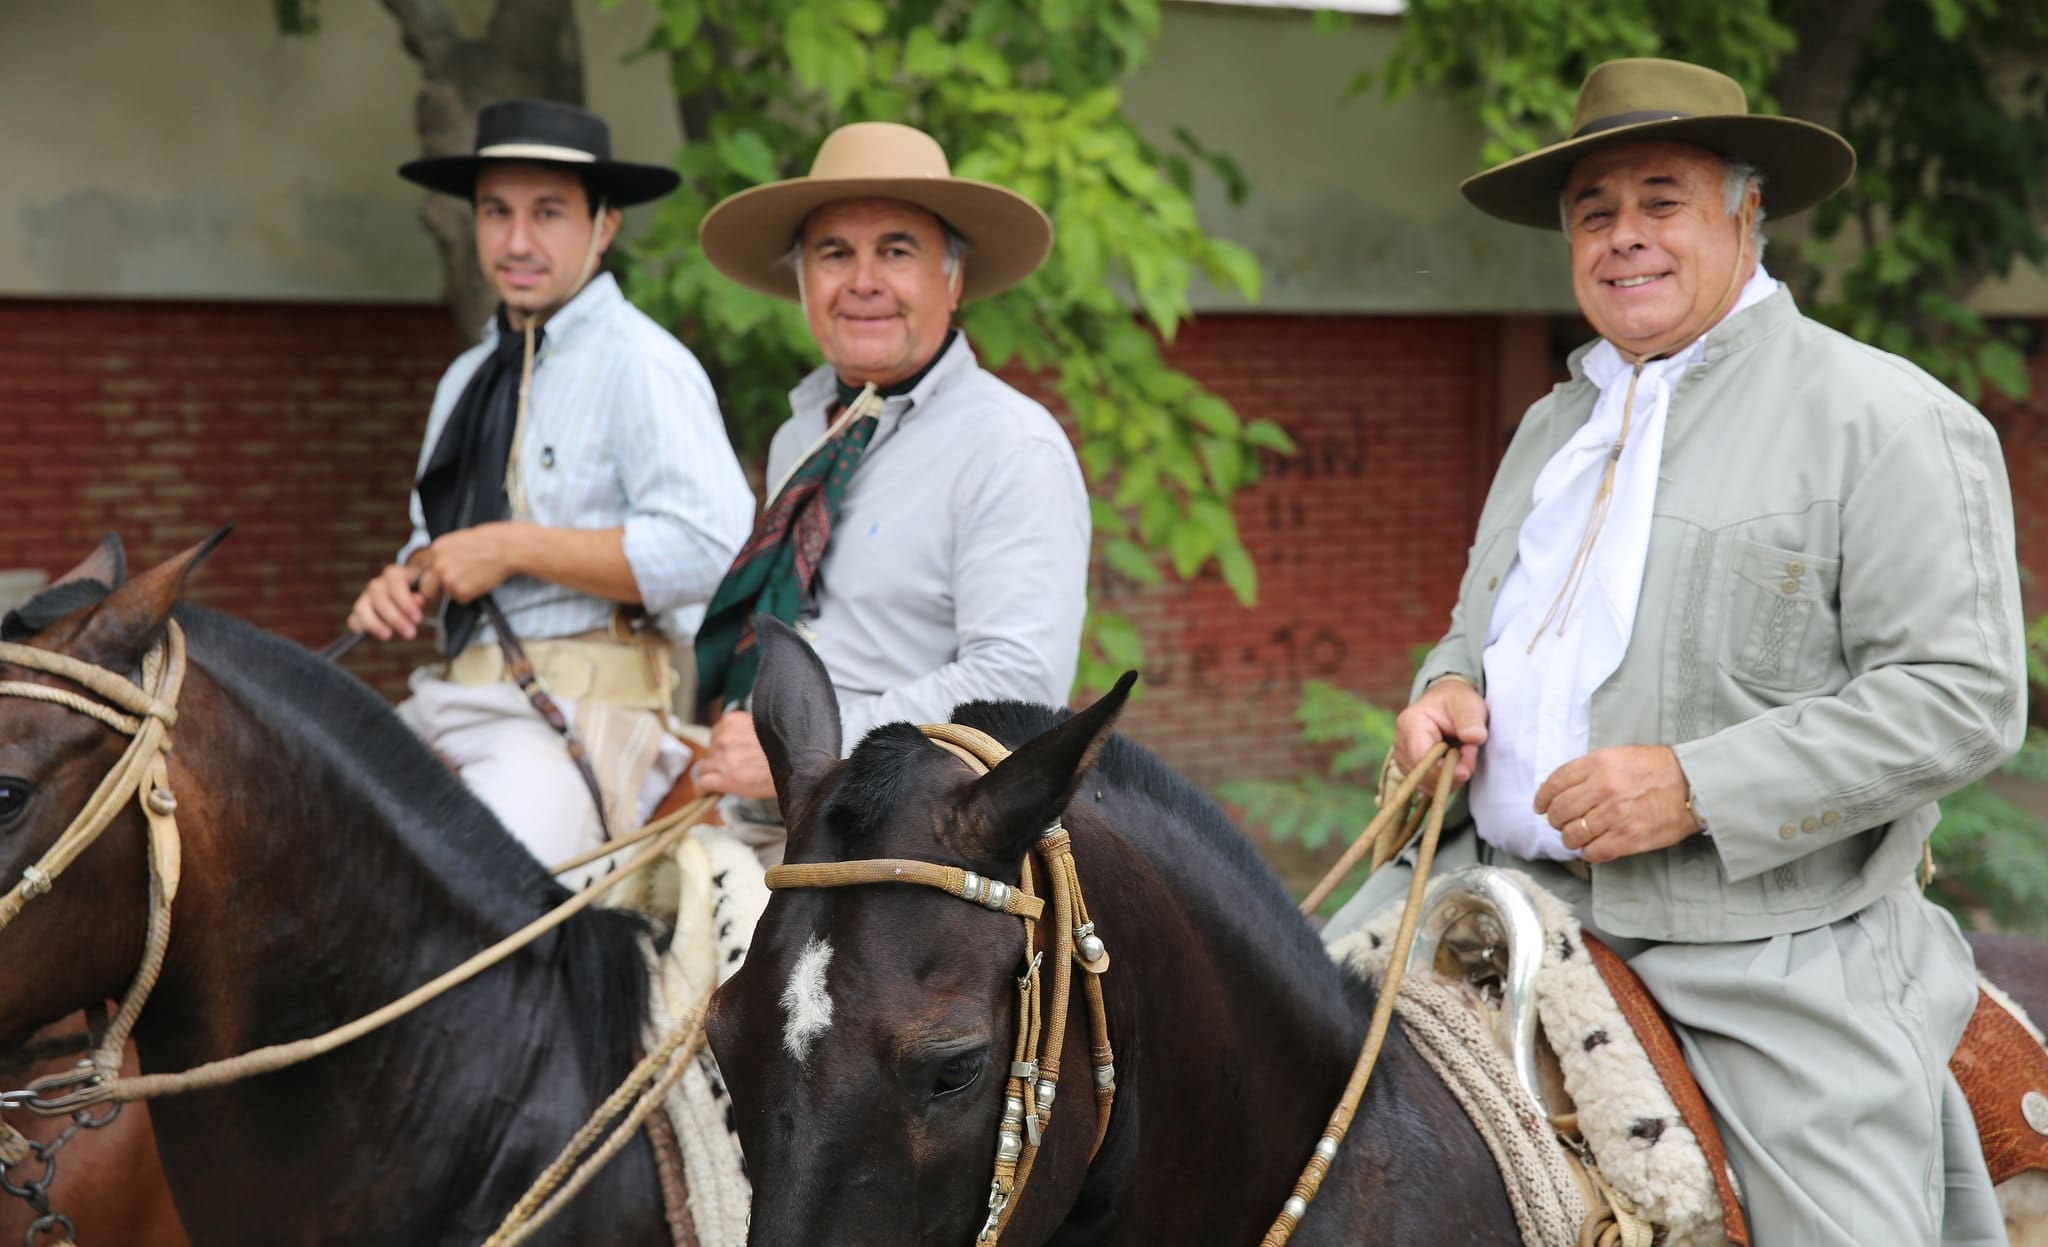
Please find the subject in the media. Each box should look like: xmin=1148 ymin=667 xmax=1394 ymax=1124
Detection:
xmin=764 ymin=333 xmax=1091 ymax=747
xmin=399 ymin=273 xmax=756 ymax=643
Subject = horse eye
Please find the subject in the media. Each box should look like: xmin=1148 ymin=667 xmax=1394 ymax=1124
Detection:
xmin=0 ymin=780 xmax=32 ymax=829
xmin=932 ymin=1050 xmax=987 ymax=1100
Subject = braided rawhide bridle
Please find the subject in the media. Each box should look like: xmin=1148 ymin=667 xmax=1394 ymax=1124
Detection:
xmin=764 ymin=722 xmax=1118 ymax=1245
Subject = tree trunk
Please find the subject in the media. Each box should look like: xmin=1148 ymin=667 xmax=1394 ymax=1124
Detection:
xmin=377 ymin=0 xmax=585 ymax=344
xmin=1764 ymin=0 xmax=1886 ymax=301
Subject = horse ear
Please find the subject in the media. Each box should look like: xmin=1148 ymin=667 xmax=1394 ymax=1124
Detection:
xmin=751 ymin=615 xmax=843 ymax=823
xmin=60 ymin=529 xmax=229 ymax=673
xmin=51 ymin=534 xmax=127 ymax=590
xmin=964 ymin=672 xmax=1136 ymax=863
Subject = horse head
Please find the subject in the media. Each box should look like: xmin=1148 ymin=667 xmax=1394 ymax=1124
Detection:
xmin=706 ymin=618 xmax=1132 ymax=1246
xmin=0 ymin=534 xmax=219 ymax=1045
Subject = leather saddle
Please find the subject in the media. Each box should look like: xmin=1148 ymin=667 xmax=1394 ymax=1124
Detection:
xmin=1404 ymin=866 xmax=2048 ymax=1246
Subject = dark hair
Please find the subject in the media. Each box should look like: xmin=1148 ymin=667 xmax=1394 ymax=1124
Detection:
xmin=468 ymin=163 xmax=609 ymax=219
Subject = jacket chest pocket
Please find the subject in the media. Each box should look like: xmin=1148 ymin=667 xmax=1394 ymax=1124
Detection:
xmin=1720 ymin=538 xmax=1840 ymax=691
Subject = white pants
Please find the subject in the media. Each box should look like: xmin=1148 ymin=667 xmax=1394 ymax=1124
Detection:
xmin=396 ymin=674 xmax=689 ymax=873
xmin=1326 ymin=834 xmax=2007 ymax=1247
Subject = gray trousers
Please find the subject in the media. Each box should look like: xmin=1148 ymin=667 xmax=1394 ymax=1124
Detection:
xmin=1325 ymin=834 xmax=2006 ymax=1247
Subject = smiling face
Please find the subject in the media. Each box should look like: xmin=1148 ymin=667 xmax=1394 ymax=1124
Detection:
xmin=473 ymin=163 xmax=621 ymax=322
xmin=1562 ymin=141 xmax=1758 ymax=358
xmin=797 ymin=198 xmax=963 ymax=388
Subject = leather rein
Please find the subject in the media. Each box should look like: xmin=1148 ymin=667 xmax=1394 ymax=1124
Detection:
xmin=765 ymin=722 xmax=1118 ymax=1246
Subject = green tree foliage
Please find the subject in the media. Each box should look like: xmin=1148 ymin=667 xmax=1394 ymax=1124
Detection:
xmin=1357 ymin=0 xmax=2048 ymax=403
xmin=609 ymin=0 xmax=1295 ymax=690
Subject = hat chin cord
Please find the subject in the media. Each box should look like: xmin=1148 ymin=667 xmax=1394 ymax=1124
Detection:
xmin=503 ymin=198 xmax=610 ymax=519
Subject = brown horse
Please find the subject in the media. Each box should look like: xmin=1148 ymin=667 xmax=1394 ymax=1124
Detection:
xmin=706 ymin=619 xmax=1520 ymax=1245
xmin=0 ymin=539 xmax=678 ymax=1245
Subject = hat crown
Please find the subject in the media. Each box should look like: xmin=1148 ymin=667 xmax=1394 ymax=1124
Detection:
xmin=1571 ymin=58 xmax=1750 ymax=138
xmin=474 ymin=99 xmax=613 ymax=161
xmin=808 ymin=122 xmax=953 ymax=182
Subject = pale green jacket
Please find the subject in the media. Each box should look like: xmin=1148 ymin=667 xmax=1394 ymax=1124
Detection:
xmin=1414 ymin=288 xmax=2026 ymax=942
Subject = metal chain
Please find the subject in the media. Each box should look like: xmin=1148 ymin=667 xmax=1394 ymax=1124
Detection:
xmin=0 ymin=1103 xmax=121 ymax=1247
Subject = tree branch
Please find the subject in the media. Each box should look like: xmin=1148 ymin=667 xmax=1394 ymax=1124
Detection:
xmin=376 ymin=0 xmax=460 ymax=72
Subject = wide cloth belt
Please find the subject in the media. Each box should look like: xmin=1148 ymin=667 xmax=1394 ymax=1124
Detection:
xmin=442 ymin=631 xmax=679 ymax=714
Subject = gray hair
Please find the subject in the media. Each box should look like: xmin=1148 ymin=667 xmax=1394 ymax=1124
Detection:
xmin=1558 ymin=153 xmax=1768 ymax=254
xmin=781 ymin=214 xmax=972 ymax=282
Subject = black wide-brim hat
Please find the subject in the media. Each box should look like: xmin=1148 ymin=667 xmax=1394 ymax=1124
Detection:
xmin=399 ymin=99 xmax=680 ymax=208
xmin=1462 ymin=58 xmax=1856 ymax=230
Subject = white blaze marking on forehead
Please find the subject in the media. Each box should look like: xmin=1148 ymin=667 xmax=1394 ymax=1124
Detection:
xmin=781 ymin=935 xmax=836 ymax=1065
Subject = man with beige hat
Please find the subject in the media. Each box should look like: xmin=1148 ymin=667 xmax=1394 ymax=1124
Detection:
xmin=690 ymin=122 xmax=1090 ymax=807
xmin=1328 ymin=58 xmax=2019 ymax=1243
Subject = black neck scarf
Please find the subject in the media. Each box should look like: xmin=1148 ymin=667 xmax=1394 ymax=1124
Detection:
xmin=830 ymin=329 xmax=957 ymax=408
xmin=414 ymin=308 xmax=542 ymax=656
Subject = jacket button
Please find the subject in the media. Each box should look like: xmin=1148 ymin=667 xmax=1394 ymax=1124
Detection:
xmin=1786 ymin=561 xmax=1805 ymax=576
xmin=1780 ymin=578 xmax=1800 ymax=594
xmin=1488 ymin=576 xmax=1499 ymax=591
xmin=1802 ymin=817 xmax=1819 ymax=833
xmin=1779 ymin=824 xmax=1797 ymax=840
xmin=1821 ymin=810 xmax=1841 ymax=826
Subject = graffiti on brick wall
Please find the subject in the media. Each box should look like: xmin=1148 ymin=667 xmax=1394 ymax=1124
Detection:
xmin=1256 ymin=410 xmax=1367 ymax=486
xmin=1141 ymin=622 xmax=1350 ymax=699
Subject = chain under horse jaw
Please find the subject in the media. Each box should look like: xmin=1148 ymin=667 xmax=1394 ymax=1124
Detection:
xmin=764 ymin=721 xmax=1119 ymax=1246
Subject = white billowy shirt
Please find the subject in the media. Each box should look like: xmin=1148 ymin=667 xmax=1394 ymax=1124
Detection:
xmin=1470 ymin=266 xmax=1779 ymax=860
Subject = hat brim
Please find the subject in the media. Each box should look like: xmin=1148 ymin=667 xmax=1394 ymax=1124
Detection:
xmin=398 ymin=155 xmax=681 ymax=208
xmin=698 ymin=176 xmax=1053 ymax=303
xmin=1461 ymin=115 xmax=1856 ymax=230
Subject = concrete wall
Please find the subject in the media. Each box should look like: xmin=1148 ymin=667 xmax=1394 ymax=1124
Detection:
xmin=3 ymin=2 xmax=2042 ymax=315
xmin=0 ymin=0 xmax=679 ymax=304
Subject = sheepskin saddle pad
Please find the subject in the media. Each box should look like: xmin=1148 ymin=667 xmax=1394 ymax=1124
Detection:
xmin=1333 ymin=865 xmax=2048 ymax=1247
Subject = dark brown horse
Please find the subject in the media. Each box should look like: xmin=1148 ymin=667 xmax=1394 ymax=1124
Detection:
xmin=705 ymin=619 xmax=1519 ymax=1245
xmin=0 ymin=540 xmax=675 ymax=1245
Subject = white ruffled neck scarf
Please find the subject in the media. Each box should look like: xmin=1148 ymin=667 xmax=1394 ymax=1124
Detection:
xmin=1469 ymin=265 xmax=1778 ymax=861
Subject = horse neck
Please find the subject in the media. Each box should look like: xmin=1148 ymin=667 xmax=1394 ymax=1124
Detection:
xmin=128 ymin=664 xmax=661 ymax=1245
xmin=1022 ymin=799 xmax=1373 ymax=1245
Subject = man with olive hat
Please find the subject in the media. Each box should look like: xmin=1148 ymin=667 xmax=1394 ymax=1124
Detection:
xmin=1328 ymin=58 xmax=2019 ymax=1242
xmin=346 ymin=99 xmax=754 ymax=869
xmin=689 ymin=122 xmax=1089 ymax=812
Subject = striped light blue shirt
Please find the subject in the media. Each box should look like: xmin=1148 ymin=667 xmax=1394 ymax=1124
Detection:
xmin=399 ymin=273 xmax=755 ymax=644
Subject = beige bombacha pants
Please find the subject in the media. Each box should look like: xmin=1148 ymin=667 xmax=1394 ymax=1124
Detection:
xmin=397 ymin=675 xmax=690 ymax=885
xmin=1325 ymin=837 xmax=2007 ymax=1247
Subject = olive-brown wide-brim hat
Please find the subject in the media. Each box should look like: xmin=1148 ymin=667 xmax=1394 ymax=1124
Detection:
xmin=1461 ymin=58 xmax=1856 ymax=230
xmin=698 ymin=122 xmax=1053 ymax=302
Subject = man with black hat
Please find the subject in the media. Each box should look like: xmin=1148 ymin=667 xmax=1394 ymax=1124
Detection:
xmin=346 ymin=99 xmax=754 ymax=870
xmin=1327 ymin=59 xmax=2017 ymax=1244
xmin=686 ymin=122 xmax=1089 ymax=818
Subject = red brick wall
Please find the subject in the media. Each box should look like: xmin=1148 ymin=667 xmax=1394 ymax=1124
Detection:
xmin=1005 ymin=315 xmax=1508 ymax=792
xmin=0 ymin=299 xmax=455 ymax=692
xmin=8 ymin=296 xmax=2043 ymax=807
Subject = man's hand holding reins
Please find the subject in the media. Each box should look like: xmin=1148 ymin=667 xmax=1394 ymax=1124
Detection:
xmin=347 ymin=562 xmax=429 ymax=642
xmin=1537 ymin=745 xmax=1702 ymax=863
xmin=697 ymin=710 xmax=778 ymax=800
xmin=1393 ymin=675 xmax=1489 ymax=791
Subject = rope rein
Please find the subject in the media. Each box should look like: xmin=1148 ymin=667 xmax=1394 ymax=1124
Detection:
xmin=765 ymin=721 xmax=1118 ymax=1246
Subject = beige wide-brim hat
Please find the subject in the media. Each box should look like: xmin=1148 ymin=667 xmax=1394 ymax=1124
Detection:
xmin=1462 ymin=58 xmax=1856 ymax=230
xmin=699 ymin=122 xmax=1053 ymax=302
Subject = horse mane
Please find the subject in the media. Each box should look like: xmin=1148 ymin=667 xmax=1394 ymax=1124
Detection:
xmin=948 ymin=700 xmax=1369 ymax=1031
xmin=6 ymin=583 xmax=650 ymax=1096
